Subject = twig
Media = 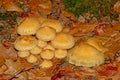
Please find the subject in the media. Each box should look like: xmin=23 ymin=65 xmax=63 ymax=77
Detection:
xmin=6 ymin=67 xmax=25 ymax=80
xmin=6 ymin=64 xmax=40 ymax=80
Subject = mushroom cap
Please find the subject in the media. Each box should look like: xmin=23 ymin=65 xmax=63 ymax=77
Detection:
xmin=40 ymin=49 xmax=54 ymax=60
xmin=36 ymin=26 xmax=56 ymax=41
xmin=41 ymin=19 xmax=63 ymax=32
xmin=51 ymin=32 xmax=75 ymax=49
xmin=86 ymin=37 xmax=108 ymax=53
xmin=67 ymin=43 xmax=105 ymax=67
xmin=30 ymin=46 xmax=42 ymax=55
xmin=17 ymin=17 xmax=40 ymax=35
xmin=14 ymin=35 xmax=37 ymax=50
xmin=43 ymin=44 xmax=55 ymax=51
xmin=39 ymin=60 xmax=53 ymax=68
xmin=54 ymin=49 xmax=67 ymax=59
xmin=37 ymin=39 xmax=47 ymax=48
xmin=26 ymin=54 xmax=38 ymax=63
xmin=17 ymin=50 xmax=30 ymax=58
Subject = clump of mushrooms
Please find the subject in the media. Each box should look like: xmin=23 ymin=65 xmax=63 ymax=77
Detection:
xmin=67 ymin=37 xmax=107 ymax=67
xmin=14 ymin=16 xmax=75 ymax=68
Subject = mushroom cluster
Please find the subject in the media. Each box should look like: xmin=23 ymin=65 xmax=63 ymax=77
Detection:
xmin=67 ymin=37 xmax=107 ymax=67
xmin=14 ymin=16 xmax=75 ymax=68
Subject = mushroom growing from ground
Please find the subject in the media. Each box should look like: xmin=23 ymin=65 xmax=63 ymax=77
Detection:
xmin=30 ymin=46 xmax=42 ymax=55
xmin=14 ymin=35 xmax=37 ymax=51
xmin=36 ymin=26 xmax=56 ymax=41
xmin=41 ymin=19 xmax=63 ymax=32
xmin=17 ymin=50 xmax=30 ymax=58
xmin=17 ymin=17 xmax=40 ymax=35
xmin=86 ymin=37 xmax=108 ymax=53
xmin=39 ymin=60 xmax=53 ymax=68
xmin=40 ymin=49 xmax=54 ymax=60
xmin=43 ymin=44 xmax=55 ymax=51
xmin=67 ymin=42 xmax=105 ymax=67
xmin=67 ymin=37 xmax=107 ymax=67
xmin=37 ymin=39 xmax=47 ymax=48
xmin=54 ymin=49 xmax=68 ymax=59
xmin=51 ymin=32 xmax=75 ymax=49
xmin=26 ymin=54 xmax=38 ymax=63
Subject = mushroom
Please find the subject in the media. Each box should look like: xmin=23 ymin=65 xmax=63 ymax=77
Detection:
xmin=86 ymin=37 xmax=108 ymax=53
xmin=54 ymin=49 xmax=68 ymax=59
xmin=37 ymin=39 xmax=47 ymax=48
xmin=30 ymin=46 xmax=42 ymax=55
xmin=43 ymin=44 xmax=55 ymax=51
xmin=40 ymin=49 xmax=54 ymax=60
xmin=67 ymin=42 xmax=105 ymax=67
xmin=26 ymin=54 xmax=38 ymax=63
xmin=36 ymin=26 xmax=56 ymax=41
xmin=41 ymin=19 xmax=63 ymax=32
xmin=39 ymin=60 xmax=53 ymax=68
xmin=51 ymin=32 xmax=75 ymax=49
xmin=14 ymin=35 xmax=37 ymax=51
xmin=17 ymin=17 xmax=40 ymax=35
xmin=17 ymin=51 xmax=30 ymax=58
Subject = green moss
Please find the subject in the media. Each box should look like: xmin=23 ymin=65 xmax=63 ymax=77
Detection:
xmin=63 ymin=0 xmax=119 ymax=20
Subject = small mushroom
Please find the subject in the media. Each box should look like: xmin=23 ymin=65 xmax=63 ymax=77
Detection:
xmin=37 ymin=39 xmax=47 ymax=48
xmin=26 ymin=54 xmax=38 ymax=63
xmin=43 ymin=44 xmax=55 ymax=51
xmin=41 ymin=19 xmax=63 ymax=32
xmin=39 ymin=60 xmax=53 ymax=68
xmin=51 ymin=32 xmax=75 ymax=49
xmin=40 ymin=49 xmax=54 ymax=60
xmin=54 ymin=49 xmax=67 ymax=59
xmin=17 ymin=17 xmax=40 ymax=35
xmin=36 ymin=26 xmax=56 ymax=41
xmin=14 ymin=35 xmax=37 ymax=50
xmin=30 ymin=46 xmax=42 ymax=55
xmin=17 ymin=51 xmax=30 ymax=58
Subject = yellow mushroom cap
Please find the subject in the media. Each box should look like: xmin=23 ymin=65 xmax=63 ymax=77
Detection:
xmin=54 ymin=49 xmax=67 ymax=59
xmin=17 ymin=17 xmax=40 ymax=35
xmin=26 ymin=54 xmax=38 ymax=63
xmin=67 ymin=43 xmax=105 ymax=67
xmin=86 ymin=37 xmax=108 ymax=53
xmin=43 ymin=44 xmax=55 ymax=51
xmin=14 ymin=35 xmax=37 ymax=50
xmin=30 ymin=46 xmax=42 ymax=55
xmin=17 ymin=50 xmax=30 ymax=58
xmin=37 ymin=39 xmax=47 ymax=48
xmin=51 ymin=32 xmax=75 ymax=49
xmin=36 ymin=26 xmax=56 ymax=41
xmin=40 ymin=49 xmax=54 ymax=60
xmin=39 ymin=60 xmax=53 ymax=68
xmin=41 ymin=19 xmax=63 ymax=32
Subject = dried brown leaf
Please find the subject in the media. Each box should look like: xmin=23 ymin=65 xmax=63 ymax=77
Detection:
xmin=0 ymin=44 xmax=17 ymax=61
xmin=4 ymin=59 xmax=28 ymax=80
